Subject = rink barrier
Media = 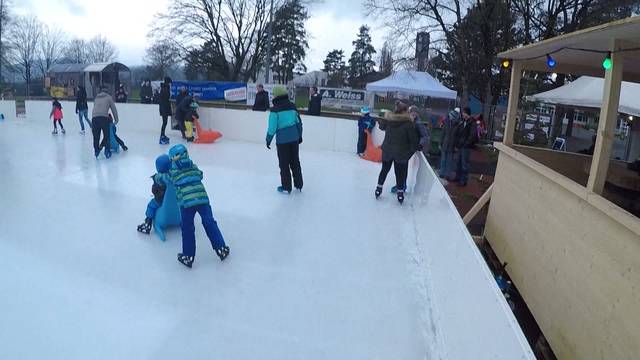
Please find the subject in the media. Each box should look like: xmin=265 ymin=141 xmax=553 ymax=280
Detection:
xmin=0 ymin=100 xmax=16 ymax=122
xmin=410 ymin=153 xmax=535 ymax=359
xmin=24 ymin=100 xmax=364 ymax=153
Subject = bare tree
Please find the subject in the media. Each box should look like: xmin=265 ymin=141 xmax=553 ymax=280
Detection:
xmin=151 ymin=0 xmax=283 ymax=81
xmin=63 ymin=38 xmax=88 ymax=64
xmin=144 ymin=39 xmax=180 ymax=79
xmin=364 ymin=0 xmax=472 ymax=106
xmin=7 ymin=15 xmax=42 ymax=96
xmin=38 ymin=24 xmax=66 ymax=76
xmin=86 ymin=35 xmax=117 ymax=63
xmin=0 ymin=0 xmax=11 ymax=84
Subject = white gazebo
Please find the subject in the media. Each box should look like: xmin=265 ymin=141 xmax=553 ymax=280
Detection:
xmin=365 ymin=70 xmax=457 ymax=100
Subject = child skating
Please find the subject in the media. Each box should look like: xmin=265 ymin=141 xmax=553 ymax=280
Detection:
xmin=168 ymin=144 xmax=230 ymax=268
xmin=50 ymin=98 xmax=65 ymax=134
xmin=357 ymin=106 xmax=375 ymax=157
xmin=137 ymin=155 xmax=171 ymax=234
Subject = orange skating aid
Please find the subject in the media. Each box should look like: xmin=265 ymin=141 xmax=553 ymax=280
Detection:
xmin=193 ymin=118 xmax=222 ymax=144
xmin=362 ymin=129 xmax=382 ymax=163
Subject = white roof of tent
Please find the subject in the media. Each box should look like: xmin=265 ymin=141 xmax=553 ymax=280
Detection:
xmin=366 ymin=70 xmax=457 ymax=100
xmin=526 ymin=76 xmax=640 ymax=117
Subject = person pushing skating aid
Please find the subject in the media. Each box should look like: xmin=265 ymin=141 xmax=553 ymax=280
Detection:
xmin=168 ymin=144 xmax=229 ymax=268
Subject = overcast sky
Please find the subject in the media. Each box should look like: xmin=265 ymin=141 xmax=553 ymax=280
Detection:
xmin=14 ymin=0 xmax=386 ymax=72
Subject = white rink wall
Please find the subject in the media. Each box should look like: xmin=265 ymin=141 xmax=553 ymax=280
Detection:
xmin=20 ymin=100 xmax=534 ymax=359
xmin=0 ymin=100 xmax=16 ymax=121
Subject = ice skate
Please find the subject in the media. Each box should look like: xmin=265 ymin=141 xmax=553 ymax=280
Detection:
xmin=177 ymin=253 xmax=194 ymax=268
xmin=137 ymin=219 xmax=152 ymax=234
xmin=52 ymin=129 xmax=58 ymax=135
xmin=159 ymin=135 xmax=170 ymax=145
xmin=375 ymin=185 xmax=383 ymax=199
xmin=397 ymin=190 xmax=405 ymax=205
xmin=80 ymin=130 xmax=85 ymax=135
xmin=216 ymin=246 xmax=230 ymax=261
xmin=277 ymin=186 xmax=291 ymax=194
xmin=61 ymin=128 xmax=66 ymax=134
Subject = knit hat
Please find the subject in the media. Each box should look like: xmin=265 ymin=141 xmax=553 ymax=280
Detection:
xmin=155 ymin=154 xmax=171 ymax=173
xmin=271 ymin=86 xmax=288 ymax=98
xmin=169 ymin=144 xmax=188 ymax=161
xmin=360 ymin=106 xmax=370 ymax=114
xmin=190 ymin=101 xmax=199 ymax=109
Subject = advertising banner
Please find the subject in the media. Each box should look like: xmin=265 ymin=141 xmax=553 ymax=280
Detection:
xmin=318 ymin=87 xmax=367 ymax=109
xmin=171 ymin=81 xmax=246 ymax=101
xmin=224 ymin=86 xmax=248 ymax=102
xmin=246 ymin=84 xmax=295 ymax=106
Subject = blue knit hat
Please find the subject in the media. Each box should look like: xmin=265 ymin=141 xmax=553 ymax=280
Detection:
xmin=169 ymin=144 xmax=188 ymax=161
xmin=155 ymin=154 xmax=171 ymax=173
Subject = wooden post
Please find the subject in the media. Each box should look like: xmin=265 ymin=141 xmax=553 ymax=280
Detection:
xmin=463 ymin=184 xmax=493 ymax=225
xmin=503 ymin=61 xmax=523 ymax=145
xmin=587 ymin=43 xmax=624 ymax=194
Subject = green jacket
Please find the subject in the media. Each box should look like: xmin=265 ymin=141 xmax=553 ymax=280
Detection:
xmin=169 ymin=159 xmax=210 ymax=208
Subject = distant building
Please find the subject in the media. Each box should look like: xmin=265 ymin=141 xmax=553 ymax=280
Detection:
xmin=292 ymin=71 xmax=328 ymax=87
xmin=47 ymin=62 xmax=131 ymax=99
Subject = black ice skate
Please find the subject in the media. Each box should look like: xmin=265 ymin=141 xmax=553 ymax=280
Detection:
xmin=137 ymin=218 xmax=152 ymax=234
xmin=177 ymin=253 xmax=194 ymax=268
xmin=375 ymin=185 xmax=383 ymax=199
xmin=397 ymin=190 xmax=405 ymax=205
xmin=216 ymin=246 xmax=230 ymax=261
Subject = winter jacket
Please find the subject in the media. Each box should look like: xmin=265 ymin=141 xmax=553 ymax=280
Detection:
xmin=169 ymin=158 xmax=210 ymax=209
xmin=415 ymin=121 xmax=430 ymax=150
xmin=140 ymin=84 xmax=153 ymax=104
xmin=266 ymin=95 xmax=303 ymax=146
xmin=175 ymin=95 xmax=194 ymax=122
xmin=50 ymin=100 xmax=63 ymax=120
xmin=92 ymin=91 xmax=119 ymax=122
xmin=115 ymin=87 xmax=127 ymax=103
xmin=455 ymin=118 xmax=478 ymax=149
xmin=159 ymin=84 xmax=172 ymax=117
xmin=75 ymin=87 xmax=88 ymax=112
xmin=151 ymin=173 xmax=170 ymax=204
xmin=358 ymin=114 xmax=375 ymax=131
xmin=441 ymin=115 xmax=459 ymax=153
xmin=379 ymin=112 xmax=420 ymax=162
xmin=307 ymin=93 xmax=322 ymax=116
xmin=253 ymin=90 xmax=270 ymax=111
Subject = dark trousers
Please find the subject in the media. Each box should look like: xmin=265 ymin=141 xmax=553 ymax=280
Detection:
xmin=180 ymin=204 xmax=226 ymax=257
xmin=377 ymin=160 xmax=409 ymax=191
xmin=276 ymin=142 xmax=303 ymax=191
xmin=53 ymin=118 xmax=64 ymax=129
xmin=456 ymin=147 xmax=471 ymax=183
xmin=161 ymin=115 xmax=169 ymax=137
xmin=91 ymin=116 xmax=109 ymax=154
xmin=357 ymin=128 xmax=367 ymax=154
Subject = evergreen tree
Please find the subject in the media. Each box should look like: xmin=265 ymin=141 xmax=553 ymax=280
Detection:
xmin=347 ymin=25 xmax=376 ymax=86
xmin=322 ymin=49 xmax=346 ymax=87
xmin=271 ymin=0 xmax=309 ymax=84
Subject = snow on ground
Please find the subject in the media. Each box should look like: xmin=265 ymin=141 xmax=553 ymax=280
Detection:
xmin=0 ymin=117 xmax=433 ymax=359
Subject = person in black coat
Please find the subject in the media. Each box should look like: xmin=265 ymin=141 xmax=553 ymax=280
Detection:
xmin=439 ymin=109 xmax=460 ymax=179
xmin=158 ymin=77 xmax=172 ymax=143
xmin=252 ymin=84 xmax=270 ymax=111
xmin=174 ymin=88 xmax=188 ymax=137
xmin=115 ymin=83 xmax=128 ymax=103
xmin=453 ymin=107 xmax=478 ymax=187
xmin=374 ymin=101 xmax=420 ymax=204
xmin=75 ymin=86 xmax=91 ymax=133
xmin=140 ymin=80 xmax=153 ymax=104
xmin=307 ymin=86 xmax=322 ymax=116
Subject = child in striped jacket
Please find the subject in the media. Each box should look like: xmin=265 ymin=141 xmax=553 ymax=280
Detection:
xmin=168 ymin=144 xmax=229 ymax=268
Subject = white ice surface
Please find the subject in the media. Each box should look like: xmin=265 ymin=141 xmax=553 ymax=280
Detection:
xmin=0 ymin=118 xmax=431 ymax=359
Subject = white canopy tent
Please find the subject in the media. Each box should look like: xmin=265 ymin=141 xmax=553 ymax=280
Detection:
xmin=366 ymin=70 xmax=457 ymax=100
xmin=526 ymin=76 xmax=640 ymax=117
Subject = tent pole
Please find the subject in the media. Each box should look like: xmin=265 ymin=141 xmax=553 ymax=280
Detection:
xmin=503 ymin=61 xmax=523 ymax=146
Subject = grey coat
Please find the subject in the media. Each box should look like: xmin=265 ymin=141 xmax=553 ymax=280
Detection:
xmin=91 ymin=92 xmax=119 ymax=122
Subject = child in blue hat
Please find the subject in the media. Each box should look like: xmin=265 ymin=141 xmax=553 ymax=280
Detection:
xmin=137 ymin=155 xmax=172 ymax=234
xmin=357 ymin=106 xmax=375 ymax=156
xmin=168 ymin=144 xmax=229 ymax=268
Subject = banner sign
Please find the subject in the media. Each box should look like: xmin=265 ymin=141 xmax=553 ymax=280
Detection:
xmin=224 ymin=86 xmax=247 ymax=102
xmin=319 ymin=87 xmax=367 ymax=108
xmin=171 ymin=81 xmax=246 ymax=101
xmin=246 ymin=83 xmax=295 ymax=106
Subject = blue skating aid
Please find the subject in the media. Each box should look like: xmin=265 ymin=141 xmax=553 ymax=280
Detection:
xmin=153 ymin=182 xmax=182 ymax=241
xmin=109 ymin=123 xmax=120 ymax=153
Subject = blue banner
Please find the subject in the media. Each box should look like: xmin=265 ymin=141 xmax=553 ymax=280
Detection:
xmin=171 ymin=81 xmax=246 ymax=101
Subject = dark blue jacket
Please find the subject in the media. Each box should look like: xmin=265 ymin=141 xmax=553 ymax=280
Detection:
xmin=358 ymin=114 xmax=375 ymax=131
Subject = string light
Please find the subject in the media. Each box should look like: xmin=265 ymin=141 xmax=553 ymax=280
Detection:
xmin=602 ymin=52 xmax=612 ymax=70
xmin=546 ymin=54 xmax=556 ymax=68
xmin=501 ymin=59 xmax=511 ymax=69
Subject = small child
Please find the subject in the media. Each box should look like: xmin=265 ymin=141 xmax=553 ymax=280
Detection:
xmin=168 ymin=144 xmax=229 ymax=268
xmin=137 ymin=154 xmax=172 ymax=234
xmin=50 ymin=98 xmax=65 ymax=134
xmin=357 ymin=106 xmax=375 ymax=156
xmin=106 ymin=113 xmax=128 ymax=151
xmin=184 ymin=101 xmax=199 ymax=142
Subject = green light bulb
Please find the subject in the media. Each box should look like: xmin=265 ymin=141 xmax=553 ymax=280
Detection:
xmin=603 ymin=56 xmax=612 ymax=70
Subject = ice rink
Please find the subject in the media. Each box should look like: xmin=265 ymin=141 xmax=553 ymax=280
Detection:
xmin=0 ymin=103 xmax=534 ymax=359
